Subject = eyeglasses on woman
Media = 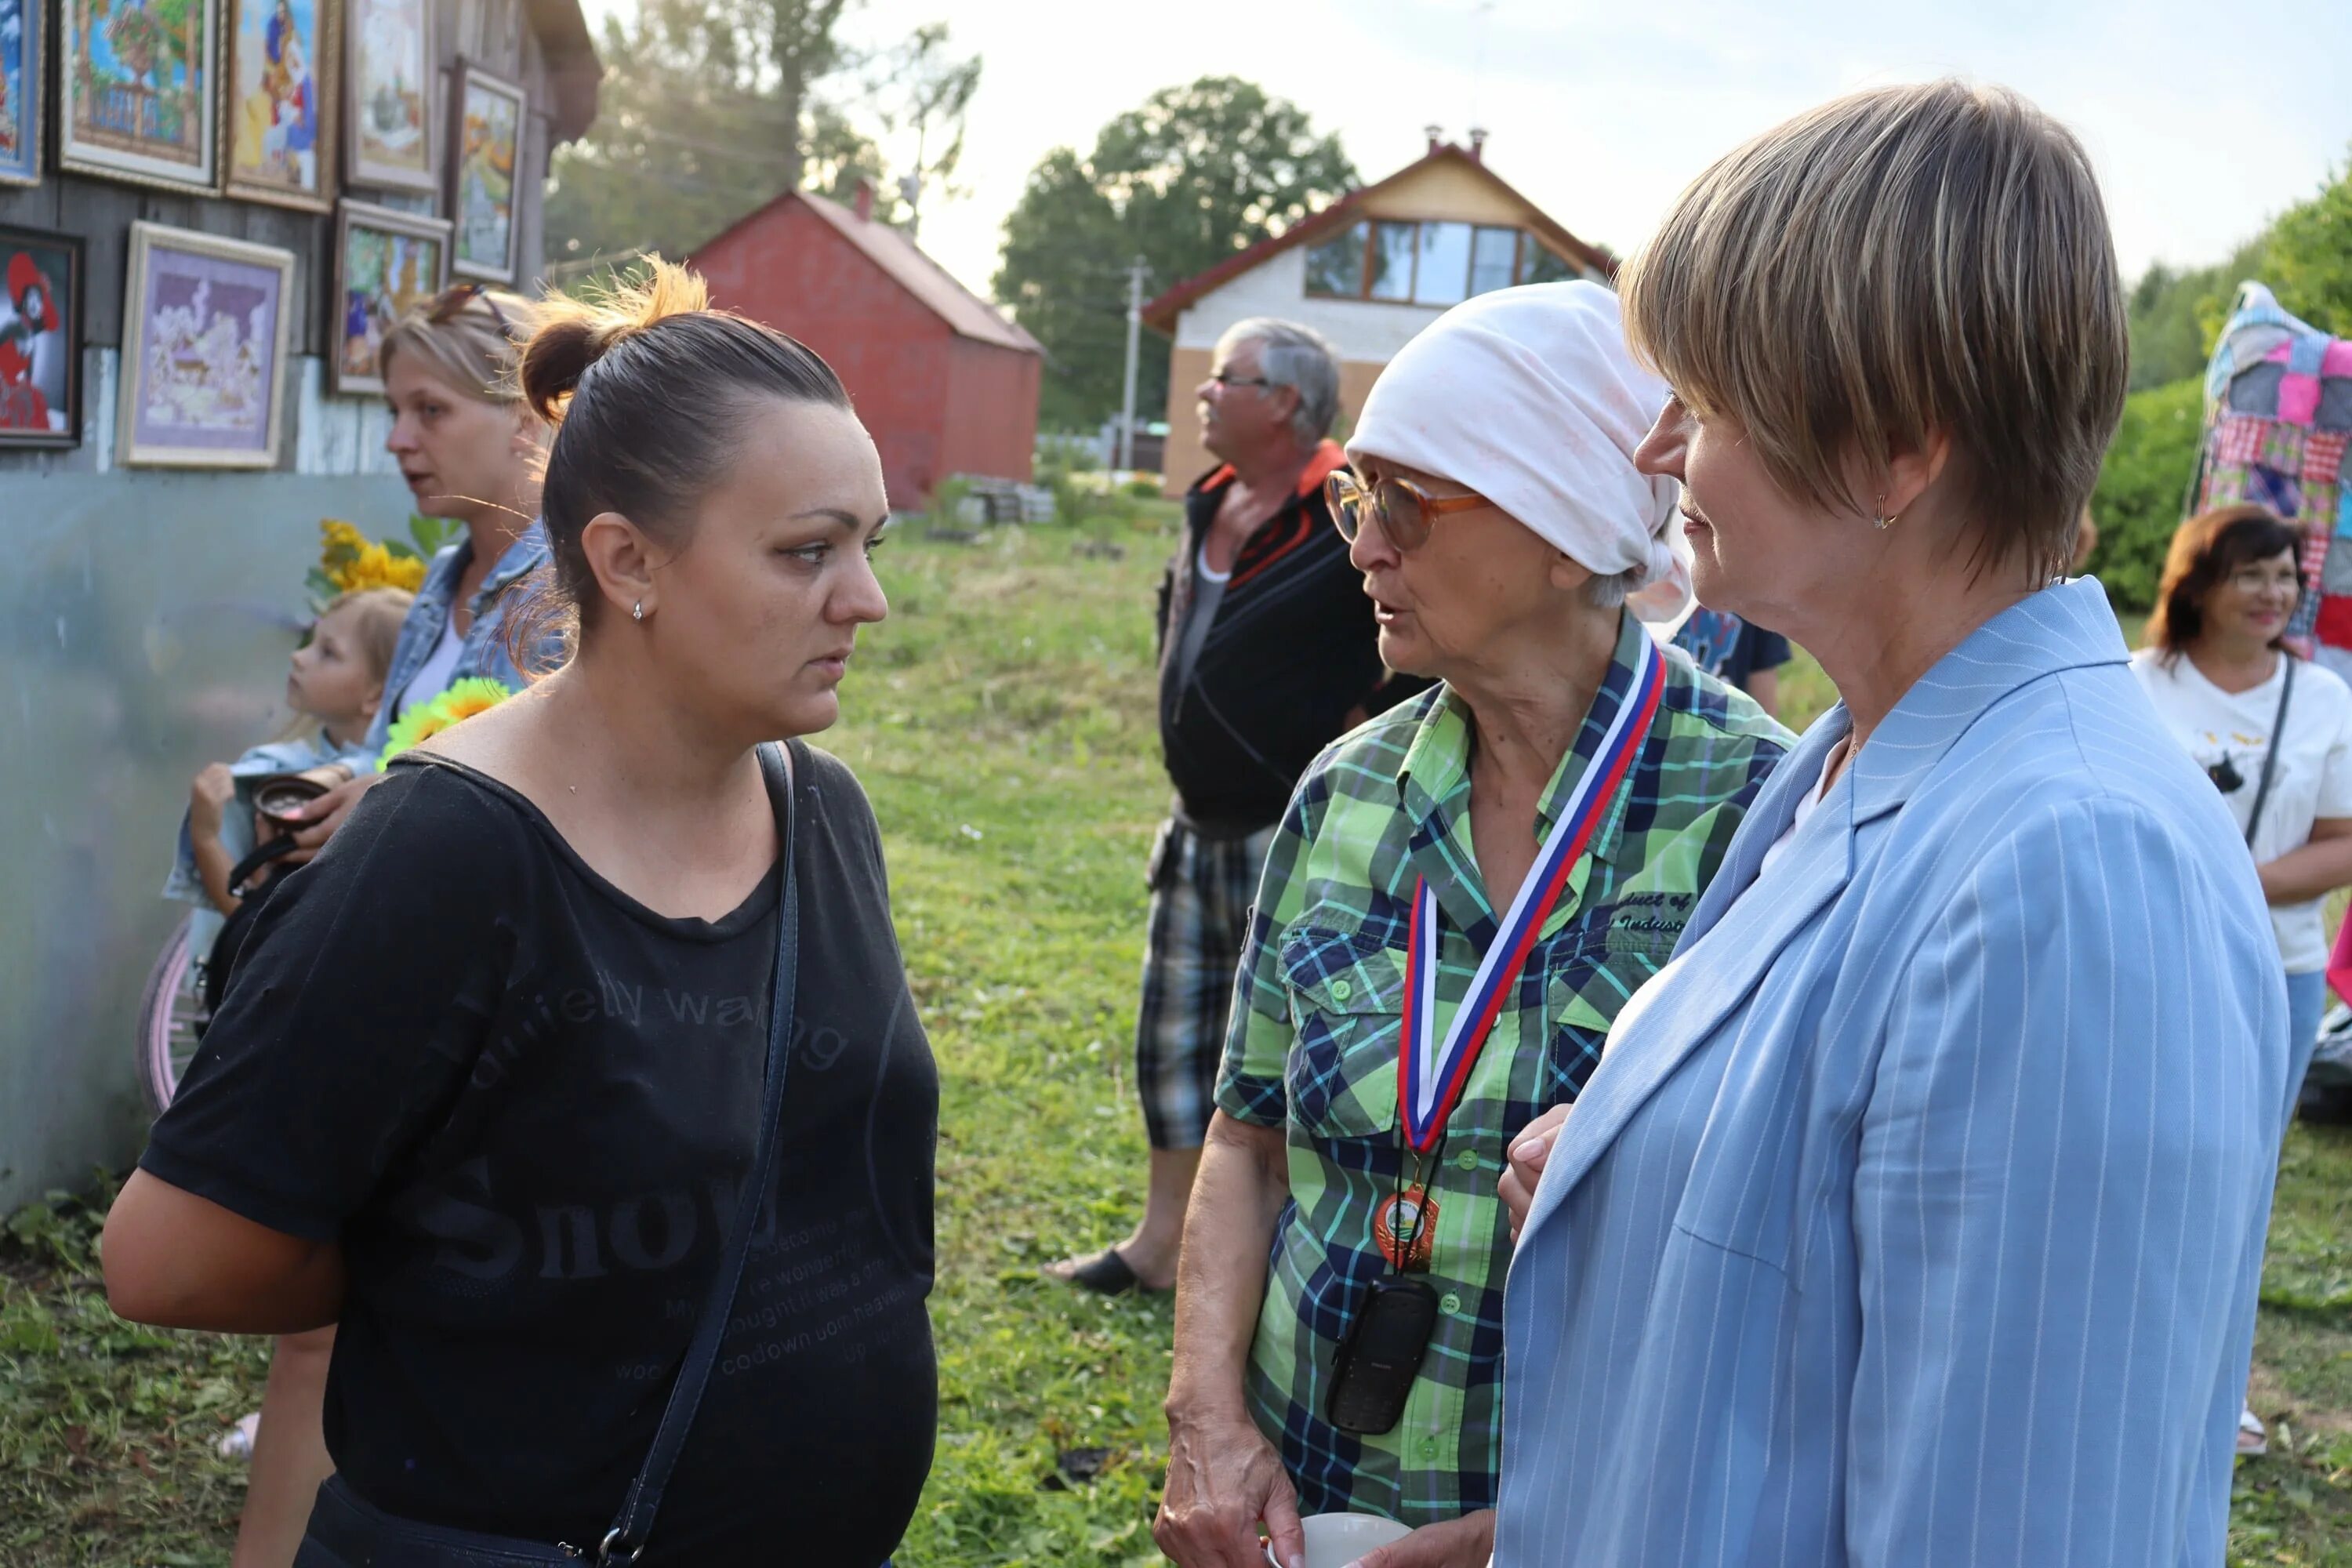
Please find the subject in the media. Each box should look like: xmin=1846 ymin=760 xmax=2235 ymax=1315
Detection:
xmin=1325 ymin=470 xmax=1490 ymax=552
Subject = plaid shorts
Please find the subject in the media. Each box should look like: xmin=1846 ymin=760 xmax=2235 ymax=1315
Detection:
xmin=1134 ymin=818 xmax=1278 ymax=1149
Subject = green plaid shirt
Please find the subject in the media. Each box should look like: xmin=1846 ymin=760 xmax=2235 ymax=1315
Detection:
xmin=1214 ymin=613 xmax=1791 ymax=1524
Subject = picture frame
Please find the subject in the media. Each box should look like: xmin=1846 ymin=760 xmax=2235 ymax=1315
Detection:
xmin=220 ymin=0 xmax=338 ymax=210
xmin=0 ymin=224 xmax=85 ymax=448
xmin=0 ymin=0 xmax=42 ymax=187
xmin=330 ymin=198 xmax=448 ymax=396
xmin=119 ymin=221 xmax=295 ymax=468
xmin=60 ymin=0 xmax=222 ymax=193
xmin=345 ymin=0 xmax=437 ymax=195
xmin=447 ymin=60 xmax=523 ymax=283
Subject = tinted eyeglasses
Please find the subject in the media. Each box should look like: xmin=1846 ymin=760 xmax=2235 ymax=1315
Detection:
xmin=1324 ymin=470 xmax=1490 ymax=552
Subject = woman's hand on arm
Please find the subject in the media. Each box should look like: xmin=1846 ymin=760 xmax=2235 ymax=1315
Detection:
xmin=2256 ymin=817 xmax=2352 ymax=905
xmin=1156 ymin=1111 xmax=1305 ymax=1568
xmin=1354 ymin=1510 xmax=1496 ymax=1568
xmin=102 ymin=1170 xmax=343 ymax=1334
xmin=277 ymin=770 xmax=385 ymax=866
xmin=1500 ymin=1104 xmax=1571 ymax=1244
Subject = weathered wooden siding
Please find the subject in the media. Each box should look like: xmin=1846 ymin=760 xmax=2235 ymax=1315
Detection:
xmin=0 ymin=0 xmax=564 ymax=379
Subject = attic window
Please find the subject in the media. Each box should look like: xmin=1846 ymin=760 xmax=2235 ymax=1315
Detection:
xmin=1305 ymin=222 xmax=1370 ymax=295
xmin=1302 ymin=219 xmax=1578 ymax=303
xmin=1522 ymin=244 xmax=1580 ymax=285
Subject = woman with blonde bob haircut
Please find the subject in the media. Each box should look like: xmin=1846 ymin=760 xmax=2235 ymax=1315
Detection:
xmin=1492 ymin=80 xmax=2287 ymax=1566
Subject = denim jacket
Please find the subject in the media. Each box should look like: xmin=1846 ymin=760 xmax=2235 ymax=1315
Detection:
xmin=360 ymin=522 xmax=557 ymax=762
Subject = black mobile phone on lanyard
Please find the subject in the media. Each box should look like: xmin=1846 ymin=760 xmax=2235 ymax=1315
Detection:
xmin=1326 ymin=1276 xmax=1440 ymax=1435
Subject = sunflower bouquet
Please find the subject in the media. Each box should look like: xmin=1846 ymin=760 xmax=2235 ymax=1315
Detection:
xmin=379 ymin=678 xmax=514 ymax=769
xmin=307 ymin=516 xmax=463 ymax=610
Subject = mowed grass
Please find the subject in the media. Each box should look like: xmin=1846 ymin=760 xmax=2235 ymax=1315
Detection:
xmin=1 ymin=528 xmax=2347 ymax=1564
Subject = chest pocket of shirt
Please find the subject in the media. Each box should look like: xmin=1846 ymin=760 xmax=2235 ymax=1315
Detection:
xmin=1279 ymin=924 xmax=1404 ymax=1140
xmin=1543 ymin=924 xmax=1678 ymax=1103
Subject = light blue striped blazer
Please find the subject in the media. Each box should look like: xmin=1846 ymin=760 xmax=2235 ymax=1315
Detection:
xmin=1495 ymin=579 xmax=2287 ymax=1566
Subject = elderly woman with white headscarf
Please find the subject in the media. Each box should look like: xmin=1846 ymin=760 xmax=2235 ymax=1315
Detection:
xmin=1153 ymin=282 xmax=1791 ymax=1568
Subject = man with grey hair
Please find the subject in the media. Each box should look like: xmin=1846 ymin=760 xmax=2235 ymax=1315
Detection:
xmin=1050 ymin=318 xmax=1422 ymax=1295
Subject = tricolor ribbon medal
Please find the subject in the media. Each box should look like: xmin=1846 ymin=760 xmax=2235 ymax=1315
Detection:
xmin=1396 ymin=633 xmax=1665 ymax=1155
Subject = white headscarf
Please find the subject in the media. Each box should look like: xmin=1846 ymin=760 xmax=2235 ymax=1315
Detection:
xmin=1345 ymin=281 xmax=1692 ymax=627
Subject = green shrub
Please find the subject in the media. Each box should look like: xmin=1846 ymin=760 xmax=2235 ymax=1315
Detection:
xmin=2088 ymin=376 xmax=2205 ymax=612
xmin=1123 ymin=477 xmax=1159 ymax=499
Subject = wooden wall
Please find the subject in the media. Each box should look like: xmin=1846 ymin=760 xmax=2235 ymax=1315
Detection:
xmin=0 ymin=0 xmax=566 ymax=368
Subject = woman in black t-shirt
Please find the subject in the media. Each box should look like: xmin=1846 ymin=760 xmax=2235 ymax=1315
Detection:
xmin=102 ymin=263 xmax=938 ymax=1566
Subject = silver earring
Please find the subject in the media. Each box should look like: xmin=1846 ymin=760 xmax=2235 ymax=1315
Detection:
xmin=632 ymin=600 xmax=644 ymax=622
xmin=1874 ymin=495 xmax=1898 ymax=532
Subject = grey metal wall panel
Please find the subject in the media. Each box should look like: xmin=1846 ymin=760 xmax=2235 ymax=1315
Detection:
xmin=0 ymin=465 xmax=416 ymax=1210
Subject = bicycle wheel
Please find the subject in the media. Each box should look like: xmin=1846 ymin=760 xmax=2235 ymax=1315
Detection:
xmin=136 ymin=914 xmax=208 ymax=1116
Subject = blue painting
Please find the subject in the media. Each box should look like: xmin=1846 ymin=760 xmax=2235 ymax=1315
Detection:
xmin=0 ymin=0 xmax=39 ymax=184
xmin=60 ymin=0 xmax=220 ymax=191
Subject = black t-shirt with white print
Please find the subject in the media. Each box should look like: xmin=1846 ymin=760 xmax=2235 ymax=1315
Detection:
xmin=141 ymin=742 xmax=937 ymax=1566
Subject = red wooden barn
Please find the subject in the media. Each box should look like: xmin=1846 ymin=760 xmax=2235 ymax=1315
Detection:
xmin=691 ymin=187 xmax=1043 ymax=507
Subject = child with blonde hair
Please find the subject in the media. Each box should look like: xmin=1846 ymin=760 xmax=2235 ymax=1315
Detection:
xmin=166 ymin=586 xmax=412 ymax=922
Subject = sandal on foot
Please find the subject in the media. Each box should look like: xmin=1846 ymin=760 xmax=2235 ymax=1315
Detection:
xmin=2238 ymin=1406 xmax=2268 ymax=1458
xmin=1051 ymin=1247 xmax=1165 ymax=1296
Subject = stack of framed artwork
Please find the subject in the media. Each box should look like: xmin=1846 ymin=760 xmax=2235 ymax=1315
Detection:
xmin=0 ymin=0 xmax=539 ymax=460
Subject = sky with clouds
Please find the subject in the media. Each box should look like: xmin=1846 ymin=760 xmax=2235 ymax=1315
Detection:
xmin=580 ymin=0 xmax=2352 ymax=306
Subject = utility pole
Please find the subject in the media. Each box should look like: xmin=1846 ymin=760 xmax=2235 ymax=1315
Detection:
xmin=898 ymin=116 xmax=927 ymax=241
xmin=1118 ymin=256 xmax=1147 ymax=474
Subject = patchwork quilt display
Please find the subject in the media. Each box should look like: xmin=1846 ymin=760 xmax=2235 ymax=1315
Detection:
xmin=2200 ymin=283 xmax=2352 ymax=680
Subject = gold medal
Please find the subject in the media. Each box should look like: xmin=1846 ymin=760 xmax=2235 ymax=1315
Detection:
xmin=1374 ymin=1185 xmax=1438 ymax=1271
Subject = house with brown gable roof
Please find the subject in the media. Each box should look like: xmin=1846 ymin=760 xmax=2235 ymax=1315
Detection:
xmin=1142 ymin=134 xmax=1613 ymax=494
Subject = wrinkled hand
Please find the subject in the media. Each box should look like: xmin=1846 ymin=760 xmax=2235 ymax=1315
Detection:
xmin=188 ymin=764 xmax=236 ymax=834
xmin=1501 ymin=1104 xmax=1572 ymax=1245
xmin=1350 ymin=1509 xmax=1495 ymax=1568
xmin=276 ymin=770 xmax=379 ymax=866
xmin=1154 ymin=1407 xmax=1305 ymax=1568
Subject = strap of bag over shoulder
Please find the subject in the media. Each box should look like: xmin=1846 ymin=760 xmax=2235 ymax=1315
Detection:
xmin=2245 ymin=656 xmax=2297 ymax=848
xmin=597 ymin=740 xmax=800 ymax=1565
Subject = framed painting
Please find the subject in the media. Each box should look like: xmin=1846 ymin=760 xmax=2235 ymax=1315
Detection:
xmin=331 ymin=198 xmax=448 ymax=396
xmin=0 ymin=0 xmax=42 ymax=187
xmin=60 ymin=0 xmax=221 ymax=192
xmin=0 ymin=225 xmax=84 ymax=448
xmin=119 ymin=221 xmax=294 ymax=467
xmin=221 ymin=0 xmax=336 ymax=209
xmin=448 ymin=61 xmax=522 ymax=282
xmin=345 ymin=0 xmax=435 ymax=194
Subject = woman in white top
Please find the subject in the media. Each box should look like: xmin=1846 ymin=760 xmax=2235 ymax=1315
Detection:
xmin=2131 ymin=502 xmax=2352 ymax=1454
xmin=2132 ymin=503 xmax=2352 ymax=1102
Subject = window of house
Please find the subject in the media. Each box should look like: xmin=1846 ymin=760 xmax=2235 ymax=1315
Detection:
xmin=1304 ymin=220 xmax=1585 ymax=303
xmin=1305 ymin=222 xmax=1370 ymax=296
xmin=1413 ymin=222 xmax=1473 ymax=307
xmin=1522 ymin=243 xmax=1580 ymax=285
xmin=1367 ymin=221 xmax=1417 ymax=301
xmin=1470 ymin=227 xmax=1521 ymax=296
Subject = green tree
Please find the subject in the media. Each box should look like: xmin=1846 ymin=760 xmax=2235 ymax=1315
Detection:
xmin=856 ymin=23 xmax=983 ymax=239
xmin=2259 ymin=148 xmax=2352 ymax=339
xmin=2087 ymin=376 xmax=2205 ymax=612
xmin=544 ymin=1 xmax=977 ymax=269
xmin=994 ymin=77 xmax=1356 ymax=432
xmin=2125 ymin=242 xmax=2264 ymax=391
xmin=2122 ymin=145 xmax=2352 ymax=390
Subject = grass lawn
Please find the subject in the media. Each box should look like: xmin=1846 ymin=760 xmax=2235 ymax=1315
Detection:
xmin=3 ymin=526 xmax=2348 ymax=1564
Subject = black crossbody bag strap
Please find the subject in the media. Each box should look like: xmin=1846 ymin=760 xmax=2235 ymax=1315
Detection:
xmin=597 ymin=740 xmax=800 ymax=1565
xmin=2245 ymin=657 xmax=2297 ymax=848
